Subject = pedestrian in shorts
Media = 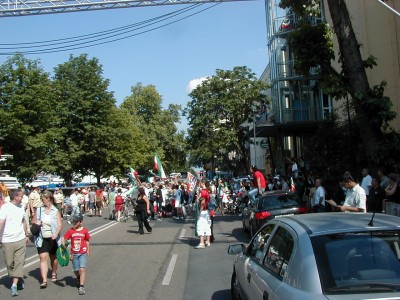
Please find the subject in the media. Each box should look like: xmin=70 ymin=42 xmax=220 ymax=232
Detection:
xmin=0 ymin=189 xmax=30 ymax=296
xmin=62 ymin=213 xmax=91 ymax=295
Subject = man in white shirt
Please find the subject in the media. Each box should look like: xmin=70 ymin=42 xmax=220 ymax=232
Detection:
xmin=313 ymin=178 xmax=326 ymax=212
xmin=361 ymin=168 xmax=372 ymax=197
xmin=0 ymin=189 xmax=29 ymax=296
xmin=337 ymin=172 xmax=367 ymax=213
xmin=68 ymin=189 xmax=80 ymax=224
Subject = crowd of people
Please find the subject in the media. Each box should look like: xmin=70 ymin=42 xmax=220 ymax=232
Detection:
xmin=0 ymin=187 xmax=91 ymax=296
xmin=1 ymin=163 xmax=400 ymax=296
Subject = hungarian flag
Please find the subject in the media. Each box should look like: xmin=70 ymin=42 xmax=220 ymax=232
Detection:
xmin=154 ymin=152 xmax=166 ymax=179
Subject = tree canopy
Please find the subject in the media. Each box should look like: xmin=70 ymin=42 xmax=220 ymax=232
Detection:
xmin=185 ymin=66 xmax=268 ymax=175
xmin=0 ymin=54 xmax=186 ymax=184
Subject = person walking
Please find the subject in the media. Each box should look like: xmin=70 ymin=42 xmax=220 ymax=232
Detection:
xmin=108 ymin=188 xmax=116 ymax=220
xmin=31 ymin=191 xmax=62 ymax=288
xmin=88 ymin=188 xmax=96 ymax=217
xmin=95 ymin=188 xmax=104 ymax=217
xmin=53 ymin=188 xmax=64 ymax=216
xmin=135 ymin=187 xmax=152 ymax=235
xmin=28 ymin=185 xmax=41 ymax=218
xmin=114 ymin=189 xmax=124 ymax=222
xmin=312 ymin=178 xmax=326 ymax=213
xmin=68 ymin=189 xmax=80 ymax=224
xmin=0 ymin=189 xmax=30 ymax=296
xmin=195 ymin=197 xmax=211 ymax=249
xmin=62 ymin=213 xmax=91 ymax=295
xmin=155 ymin=184 xmax=164 ymax=220
xmin=361 ymin=168 xmax=372 ymax=199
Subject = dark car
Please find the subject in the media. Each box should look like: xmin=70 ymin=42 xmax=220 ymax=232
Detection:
xmin=242 ymin=190 xmax=307 ymax=236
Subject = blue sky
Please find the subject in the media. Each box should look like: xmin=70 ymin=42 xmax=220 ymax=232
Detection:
xmin=0 ymin=0 xmax=267 ymax=129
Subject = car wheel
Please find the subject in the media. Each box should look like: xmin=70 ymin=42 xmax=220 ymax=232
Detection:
xmin=250 ymin=222 xmax=255 ymax=237
xmin=231 ymin=271 xmax=241 ymax=300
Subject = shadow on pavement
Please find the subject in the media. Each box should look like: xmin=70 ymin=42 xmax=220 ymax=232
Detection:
xmin=211 ymin=289 xmax=231 ymax=300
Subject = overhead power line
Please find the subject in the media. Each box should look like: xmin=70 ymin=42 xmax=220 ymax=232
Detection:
xmin=0 ymin=3 xmax=220 ymax=55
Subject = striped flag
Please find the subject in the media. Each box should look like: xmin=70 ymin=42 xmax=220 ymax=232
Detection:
xmin=128 ymin=166 xmax=140 ymax=185
xmin=154 ymin=152 xmax=167 ymax=179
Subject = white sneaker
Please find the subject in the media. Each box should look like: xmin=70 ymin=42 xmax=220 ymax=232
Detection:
xmin=205 ymin=242 xmax=211 ymax=247
xmin=195 ymin=244 xmax=205 ymax=249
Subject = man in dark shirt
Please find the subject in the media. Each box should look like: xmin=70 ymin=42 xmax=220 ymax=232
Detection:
xmin=368 ymin=177 xmax=386 ymax=213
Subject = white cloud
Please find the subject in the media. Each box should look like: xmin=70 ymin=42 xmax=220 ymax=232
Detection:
xmin=186 ymin=76 xmax=208 ymax=93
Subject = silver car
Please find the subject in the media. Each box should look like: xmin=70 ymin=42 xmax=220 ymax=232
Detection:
xmin=228 ymin=213 xmax=400 ymax=299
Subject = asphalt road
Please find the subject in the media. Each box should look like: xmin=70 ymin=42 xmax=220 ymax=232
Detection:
xmin=0 ymin=207 xmax=250 ymax=300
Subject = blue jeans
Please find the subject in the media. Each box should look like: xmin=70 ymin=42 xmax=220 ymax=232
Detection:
xmin=248 ymin=188 xmax=258 ymax=203
xmin=72 ymin=253 xmax=88 ymax=271
xmin=68 ymin=206 xmax=80 ymax=222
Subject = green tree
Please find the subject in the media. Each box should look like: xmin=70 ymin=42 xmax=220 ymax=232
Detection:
xmin=121 ymin=83 xmax=186 ymax=175
xmin=186 ymin=66 xmax=268 ymax=175
xmin=0 ymin=54 xmax=58 ymax=180
xmin=280 ymin=0 xmax=398 ymax=170
xmin=53 ymin=54 xmax=118 ymax=185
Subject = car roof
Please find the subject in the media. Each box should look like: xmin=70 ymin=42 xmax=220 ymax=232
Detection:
xmin=261 ymin=190 xmax=296 ymax=196
xmin=272 ymin=213 xmax=400 ymax=236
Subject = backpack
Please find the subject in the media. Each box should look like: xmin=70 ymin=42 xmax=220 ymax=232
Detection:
xmin=115 ymin=195 xmax=123 ymax=205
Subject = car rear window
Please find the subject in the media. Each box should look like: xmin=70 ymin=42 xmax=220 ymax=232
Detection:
xmin=258 ymin=194 xmax=301 ymax=210
xmin=312 ymin=231 xmax=400 ymax=294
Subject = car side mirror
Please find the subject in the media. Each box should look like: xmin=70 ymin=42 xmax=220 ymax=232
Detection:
xmin=228 ymin=244 xmax=246 ymax=255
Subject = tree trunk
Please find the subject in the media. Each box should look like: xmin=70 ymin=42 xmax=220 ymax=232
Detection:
xmin=327 ymin=0 xmax=382 ymax=166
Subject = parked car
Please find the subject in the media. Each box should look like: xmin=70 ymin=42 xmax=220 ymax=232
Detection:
xmin=242 ymin=190 xmax=306 ymax=236
xmin=228 ymin=213 xmax=400 ymax=300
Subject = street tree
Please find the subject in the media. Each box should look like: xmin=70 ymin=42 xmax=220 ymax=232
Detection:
xmin=186 ymin=66 xmax=268 ymax=175
xmin=280 ymin=0 xmax=398 ymax=170
xmin=120 ymin=83 xmax=186 ymax=174
xmin=0 ymin=54 xmax=59 ymax=180
xmin=53 ymin=54 xmax=117 ymax=185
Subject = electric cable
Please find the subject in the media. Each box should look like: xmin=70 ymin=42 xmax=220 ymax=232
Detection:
xmin=0 ymin=4 xmax=202 ymax=48
xmin=0 ymin=3 xmax=221 ymax=55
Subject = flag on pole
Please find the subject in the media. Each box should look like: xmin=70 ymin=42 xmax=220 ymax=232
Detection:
xmin=128 ymin=166 xmax=140 ymax=185
xmin=154 ymin=152 xmax=167 ymax=179
xmin=290 ymin=177 xmax=296 ymax=193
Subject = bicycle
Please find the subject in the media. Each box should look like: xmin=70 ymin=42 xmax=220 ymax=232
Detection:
xmin=118 ymin=200 xmax=135 ymax=222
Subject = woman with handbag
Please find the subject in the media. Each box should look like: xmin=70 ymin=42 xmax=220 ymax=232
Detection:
xmin=31 ymin=191 xmax=62 ymax=288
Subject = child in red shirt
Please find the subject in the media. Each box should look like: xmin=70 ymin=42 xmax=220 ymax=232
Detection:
xmin=62 ymin=214 xmax=91 ymax=295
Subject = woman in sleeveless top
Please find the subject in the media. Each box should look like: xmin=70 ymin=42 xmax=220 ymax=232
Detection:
xmin=135 ymin=187 xmax=152 ymax=235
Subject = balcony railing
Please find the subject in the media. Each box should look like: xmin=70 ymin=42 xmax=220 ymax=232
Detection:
xmin=271 ymin=14 xmax=323 ymax=37
xmin=271 ymin=61 xmax=321 ymax=82
xmin=259 ymin=107 xmax=325 ymax=125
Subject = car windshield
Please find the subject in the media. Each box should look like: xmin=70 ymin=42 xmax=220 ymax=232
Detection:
xmin=312 ymin=231 xmax=400 ymax=294
xmin=258 ymin=194 xmax=300 ymax=210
